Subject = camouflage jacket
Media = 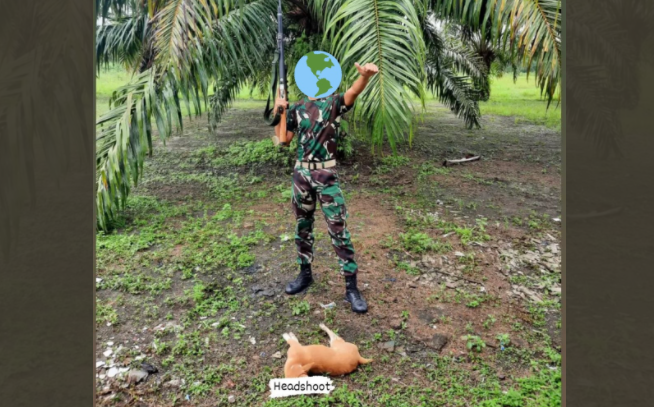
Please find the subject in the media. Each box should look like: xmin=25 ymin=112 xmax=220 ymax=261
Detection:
xmin=286 ymin=92 xmax=352 ymax=162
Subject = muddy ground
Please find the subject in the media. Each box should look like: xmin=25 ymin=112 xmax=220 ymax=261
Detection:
xmin=95 ymin=101 xmax=561 ymax=406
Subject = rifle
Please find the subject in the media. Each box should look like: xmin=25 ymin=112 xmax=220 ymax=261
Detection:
xmin=263 ymin=0 xmax=289 ymax=146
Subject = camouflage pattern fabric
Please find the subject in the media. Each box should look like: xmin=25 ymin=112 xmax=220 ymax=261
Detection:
xmin=291 ymin=167 xmax=358 ymax=275
xmin=286 ymin=92 xmax=352 ymax=162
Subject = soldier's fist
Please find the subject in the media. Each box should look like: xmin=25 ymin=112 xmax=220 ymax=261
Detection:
xmin=274 ymin=97 xmax=288 ymax=113
xmin=355 ymin=62 xmax=379 ymax=78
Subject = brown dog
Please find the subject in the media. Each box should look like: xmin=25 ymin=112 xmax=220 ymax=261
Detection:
xmin=282 ymin=323 xmax=373 ymax=378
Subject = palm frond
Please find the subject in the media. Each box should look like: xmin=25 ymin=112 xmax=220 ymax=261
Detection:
xmin=325 ymin=0 xmax=426 ymax=151
xmin=96 ymin=14 xmax=151 ymax=73
xmin=208 ymin=74 xmax=246 ymax=129
xmin=423 ymin=16 xmax=488 ymax=128
xmin=95 ymin=69 xmax=183 ymax=230
xmin=427 ymin=67 xmax=483 ymax=128
xmin=96 ymin=0 xmax=277 ymax=230
xmin=432 ymin=0 xmax=561 ymax=106
xmin=96 ymin=0 xmax=141 ymax=20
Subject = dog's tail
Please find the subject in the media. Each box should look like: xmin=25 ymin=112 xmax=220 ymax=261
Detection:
xmin=359 ymin=356 xmax=373 ymax=364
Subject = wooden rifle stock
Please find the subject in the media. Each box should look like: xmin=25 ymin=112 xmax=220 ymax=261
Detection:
xmin=277 ymin=88 xmax=287 ymax=144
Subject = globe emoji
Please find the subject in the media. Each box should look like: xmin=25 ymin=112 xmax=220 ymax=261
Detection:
xmin=294 ymin=51 xmax=342 ymax=98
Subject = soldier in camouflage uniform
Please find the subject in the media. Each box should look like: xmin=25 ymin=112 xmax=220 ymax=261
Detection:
xmin=274 ymin=62 xmax=379 ymax=313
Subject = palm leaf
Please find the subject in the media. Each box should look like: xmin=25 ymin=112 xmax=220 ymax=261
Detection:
xmin=324 ymin=0 xmax=427 ymax=151
xmin=96 ymin=0 xmax=276 ymax=230
xmin=96 ymin=14 xmax=151 ymax=73
xmin=432 ymin=0 xmax=561 ymax=106
xmin=423 ymin=19 xmax=490 ymax=128
xmin=423 ymin=17 xmax=489 ymax=127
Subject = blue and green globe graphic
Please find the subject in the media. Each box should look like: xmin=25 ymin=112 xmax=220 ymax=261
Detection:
xmin=294 ymin=51 xmax=342 ymax=98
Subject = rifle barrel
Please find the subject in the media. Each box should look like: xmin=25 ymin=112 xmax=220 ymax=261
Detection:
xmin=277 ymin=0 xmax=285 ymax=100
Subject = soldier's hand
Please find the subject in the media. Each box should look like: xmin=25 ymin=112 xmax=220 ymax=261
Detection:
xmin=355 ymin=62 xmax=379 ymax=78
xmin=274 ymin=97 xmax=288 ymax=113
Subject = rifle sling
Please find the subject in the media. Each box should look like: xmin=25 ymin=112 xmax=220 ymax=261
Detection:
xmin=263 ymin=50 xmax=282 ymax=126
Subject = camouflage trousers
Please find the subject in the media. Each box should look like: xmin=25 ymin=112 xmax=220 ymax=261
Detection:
xmin=291 ymin=166 xmax=358 ymax=275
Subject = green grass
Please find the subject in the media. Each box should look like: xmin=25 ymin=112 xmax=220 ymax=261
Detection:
xmin=480 ymin=75 xmax=561 ymax=130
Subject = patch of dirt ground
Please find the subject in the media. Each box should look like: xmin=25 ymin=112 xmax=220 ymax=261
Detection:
xmin=95 ymin=101 xmax=561 ymax=406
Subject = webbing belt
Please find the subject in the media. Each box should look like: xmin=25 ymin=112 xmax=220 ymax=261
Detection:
xmin=295 ymin=160 xmax=337 ymax=170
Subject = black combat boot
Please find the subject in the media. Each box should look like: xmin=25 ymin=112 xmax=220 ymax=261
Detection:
xmin=344 ymin=274 xmax=368 ymax=313
xmin=285 ymin=264 xmax=314 ymax=295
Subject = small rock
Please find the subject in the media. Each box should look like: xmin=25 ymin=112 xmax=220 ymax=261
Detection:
xmin=228 ymin=395 xmax=236 ymax=403
xmin=518 ymin=286 xmax=543 ymax=303
xmin=243 ymin=264 xmax=262 ymax=274
xmin=106 ymin=367 xmax=120 ymax=378
xmin=251 ymin=285 xmax=263 ymax=294
xmin=140 ymin=362 xmax=158 ymax=374
xmin=429 ymin=333 xmax=449 ymax=352
xmin=378 ymin=341 xmax=395 ymax=352
xmin=261 ymin=289 xmax=275 ymax=297
xmin=103 ymin=349 xmax=113 ymax=357
xmin=320 ymin=302 xmax=336 ymax=309
xmin=407 ymin=282 xmax=418 ymax=288
xmin=107 ymin=341 xmax=114 ymax=346
xmin=395 ymin=346 xmax=408 ymax=357
xmin=249 ymin=337 xmax=256 ymax=345
xmin=163 ymin=379 xmax=181 ymax=388
xmin=422 ymin=254 xmax=436 ymax=265
xmin=498 ymin=374 xmax=506 ymax=381
xmin=389 ymin=319 xmax=403 ymax=330
xmin=446 ymin=281 xmax=460 ymax=289
xmin=272 ymin=351 xmax=283 ymax=359
xmin=96 ymin=361 xmax=105 ymax=368
xmin=454 ymin=251 xmax=465 ymax=257
xmin=127 ymin=369 xmax=149 ymax=384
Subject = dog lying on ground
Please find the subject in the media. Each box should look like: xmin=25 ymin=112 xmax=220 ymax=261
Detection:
xmin=283 ymin=323 xmax=373 ymax=378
